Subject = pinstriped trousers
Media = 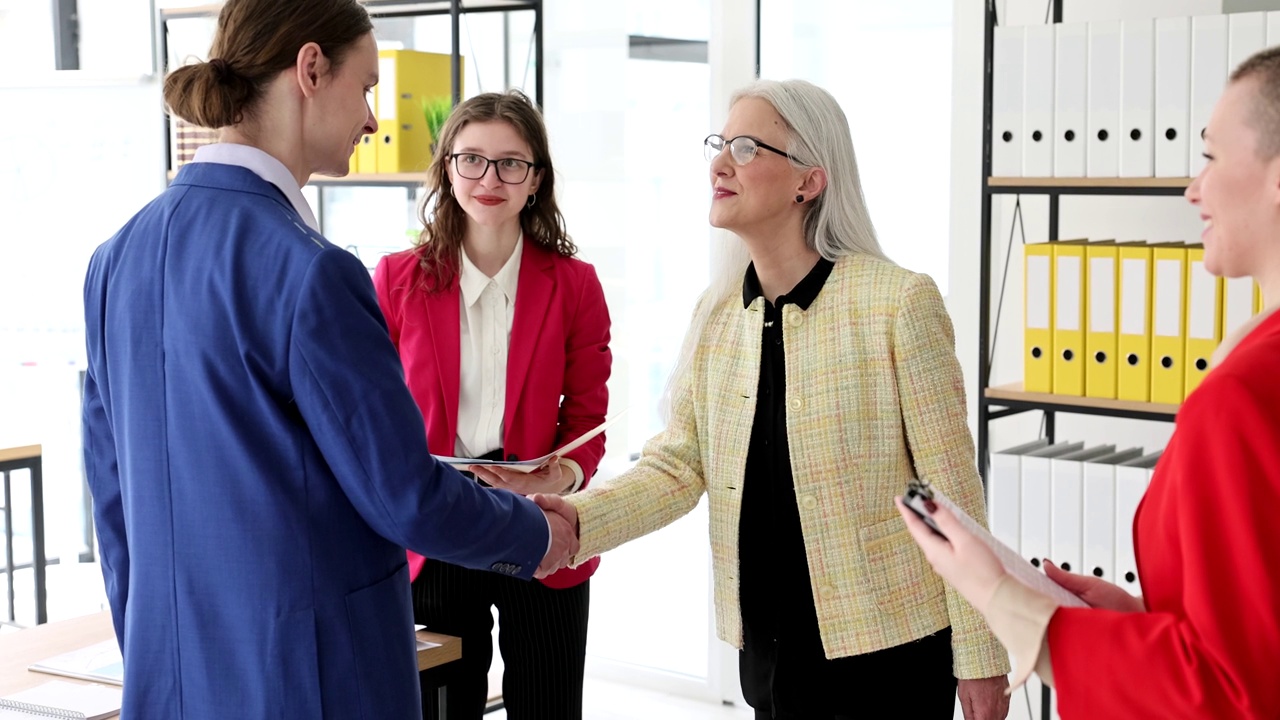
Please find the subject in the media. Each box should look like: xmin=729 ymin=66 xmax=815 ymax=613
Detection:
xmin=412 ymin=557 xmax=590 ymax=720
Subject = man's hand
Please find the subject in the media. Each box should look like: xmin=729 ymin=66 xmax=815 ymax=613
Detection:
xmin=471 ymin=458 xmax=574 ymax=496
xmin=958 ymin=676 xmax=1010 ymax=720
xmin=532 ymin=493 xmax=579 ymax=578
xmin=1043 ymin=560 xmax=1145 ymax=613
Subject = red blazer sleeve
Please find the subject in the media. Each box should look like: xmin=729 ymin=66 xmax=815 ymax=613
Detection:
xmin=554 ymin=263 xmax=611 ymax=484
xmin=372 ymin=255 xmax=401 ymax=352
xmin=1048 ymin=372 xmax=1280 ymax=719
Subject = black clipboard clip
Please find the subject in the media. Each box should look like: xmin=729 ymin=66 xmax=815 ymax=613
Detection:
xmin=902 ymin=479 xmax=947 ymax=540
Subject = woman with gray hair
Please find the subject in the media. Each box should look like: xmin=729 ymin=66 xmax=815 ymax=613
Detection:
xmin=516 ymin=79 xmax=1011 ymax=719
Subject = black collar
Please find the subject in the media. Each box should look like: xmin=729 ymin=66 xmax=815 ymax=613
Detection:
xmin=742 ymin=257 xmax=835 ymax=310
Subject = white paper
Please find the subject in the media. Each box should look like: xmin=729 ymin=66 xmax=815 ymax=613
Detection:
xmin=28 ymin=640 xmax=123 ymax=687
xmin=928 ymin=487 xmax=1090 ymax=609
xmin=1 ymin=680 xmax=122 ymax=720
xmin=434 ymin=411 xmax=627 ymax=474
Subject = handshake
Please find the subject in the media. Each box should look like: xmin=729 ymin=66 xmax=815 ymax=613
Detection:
xmin=533 ymin=494 xmax=579 ymax=579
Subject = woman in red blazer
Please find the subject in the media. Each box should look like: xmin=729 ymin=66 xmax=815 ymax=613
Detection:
xmin=373 ymin=90 xmax=610 ymax=720
xmin=896 ymin=48 xmax=1280 ymax=719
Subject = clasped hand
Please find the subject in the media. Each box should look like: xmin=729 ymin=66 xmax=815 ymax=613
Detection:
xmin=532 ymin=493 xmax=580 ymax=579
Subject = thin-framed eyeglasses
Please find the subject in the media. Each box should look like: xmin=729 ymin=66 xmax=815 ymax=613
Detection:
xmin=450 ymin=153 xmax=539 ymax=184
xmin=703 ymin=134 xmax=804 ymax=166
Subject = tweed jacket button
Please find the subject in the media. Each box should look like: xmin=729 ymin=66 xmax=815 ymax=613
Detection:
xmin=801 ymin=495 xmax=818 ymax=510
xmin=786 ymin=311 xmax=802 ymax=327
xmin=819 ymin=585 xmax=835 ymax=600
xmin=788 ymin=397 xmax=802 ymax=411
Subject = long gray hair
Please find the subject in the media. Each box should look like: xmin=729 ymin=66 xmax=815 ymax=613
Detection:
xmin=661 ymin=79 xmax=891 ymax=420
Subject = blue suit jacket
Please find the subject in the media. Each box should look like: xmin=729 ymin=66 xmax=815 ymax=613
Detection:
xmin=81 ymin=163 xmax=549 ymax=719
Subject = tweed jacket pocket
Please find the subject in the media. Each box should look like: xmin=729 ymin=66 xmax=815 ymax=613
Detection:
xmin=860 ymin=515 xmax=944 ymax=614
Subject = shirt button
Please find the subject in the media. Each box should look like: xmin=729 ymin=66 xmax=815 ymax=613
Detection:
xmin=788 ymin=397 xmax=802 ymax=411
xmin=819 ymin=585 xmax=835 ymax=600
xmin=801 ymin=495 xmax=818 ymax=510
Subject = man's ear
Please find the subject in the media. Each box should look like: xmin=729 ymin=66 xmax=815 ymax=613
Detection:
xmin=295 ymin=42 xmax=329 ymax=99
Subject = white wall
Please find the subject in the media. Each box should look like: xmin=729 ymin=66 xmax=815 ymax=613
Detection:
xmin=948 ymin=0 xmax=1225 ymax=458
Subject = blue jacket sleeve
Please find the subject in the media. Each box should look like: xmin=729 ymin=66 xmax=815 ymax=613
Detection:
xmin=288 ymin=247 xmax=548 ymax=579
xmin=81 ymin=350 xmax=129 ymax=645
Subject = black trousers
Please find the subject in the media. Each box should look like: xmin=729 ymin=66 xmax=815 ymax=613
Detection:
xmin=412 ymin=557 xmax=590 ymax=720
xmin=740 ymin=626 xmax=956 ymax=719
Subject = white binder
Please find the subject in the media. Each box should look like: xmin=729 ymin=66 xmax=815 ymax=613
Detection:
xmin=988 ymin=439 xmax=1051 ymax=555
xmin=1055 ymin=22 xmax=1089 ymax=178
xmin=1021 ymin=441 xmax=1085 ymax=570
xmin=1082 ymin=448 xmax=1144 ymax=583
xmin=1229 ymin=12 xmax=1267 ymax=72
xmin=1223 ymin=276 xmax=1256 ymax=339
xmin=1050 ymin=445 xmax=1116 ymax=576
xmin=1119 ymin=19 xmax=1155 ymax=178
xmin=1154 ymin=17 xmax=1192 ymax=178
xmin=1115 ymin=451 xmax=1162 ymax=596
xmin=1190 ymin=15 xmax=1228 ymax=177
xmin=1088 ymin=21 xmax=1123 ymax=177
xmin=993 ymin=25 xmax=1026 ymax=177
xmin=1268 ymin=11 xmax=1280 ymax=47
xmin=1024 ymin=24 xmax=1056 ymax=177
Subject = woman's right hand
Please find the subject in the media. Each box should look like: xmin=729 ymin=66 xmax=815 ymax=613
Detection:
xmin=1043 ymin=560 xmax=1145 ymax=613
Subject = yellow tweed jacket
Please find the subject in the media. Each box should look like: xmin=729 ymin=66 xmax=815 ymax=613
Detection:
xmin=568 ymin=254 xmax=1009 ymax=679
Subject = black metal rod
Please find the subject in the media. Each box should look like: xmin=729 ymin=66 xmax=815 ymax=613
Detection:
xmin=52 ymin=0 xmax=80 ymax=70
xmin=3 ymin=469 xmax=14 ymax=623
xmin=986 ymin=185 xmax=1187 ymax=197
xmin=977 ymin=0 xmax=997 ymax=486
xmin=986 ymin=407 xmax=1034 ymax=421
xmin=30 ymin=457 xmax=46 ymax=625
xmin=451 ymin=0 xmax=463 ymax=106
xmin=534 ymin=0 xmax=543 ymax=106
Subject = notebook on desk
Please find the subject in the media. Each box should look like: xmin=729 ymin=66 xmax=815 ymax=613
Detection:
xmin=0 ymin=680 xmax=121 ymax=719
xmin=27 ymin=640 xmax=124 ymax=686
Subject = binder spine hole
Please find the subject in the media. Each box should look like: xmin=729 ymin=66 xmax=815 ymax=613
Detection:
xmin=1031 ymin=347 xmax=1043 ymax=359
xmin=1165 ymin=128 xmax=1177 ymax=141
xmin=1030 ymin=558 xmax=1041 ymax=568
xmin=1130 ymin=128 xmax=1141 ymax=141
xmin=1062 ymin=349 xmax=1074 ymax=361
xmin=1125 ymin=571 xmax=1137 ymax=583
xmin=1060 ymin=562 xmax=1071 ymax=572
xmin=1161 ymin=356 xmax=1174 ymax=369
xmin=1092 ymin=567 xmax=1104 ymax=578
xmin=1094 ymin=351 xmax=1107 ymax=364
xmin=1001 ymin=131 xmax=1013 ymax=142
xmin=1064 ymin=129 xmax=1076 ymax=142
xmin=1032 ymin=130 xmax=1043 ymax=142
xmin=1195 ymin=358 xmax=1208 ymax=371
xmin=1127 ymin=353 xmax=1140 ymax=366
xmin=1097 ymin=129 xmax=1109 ymax=141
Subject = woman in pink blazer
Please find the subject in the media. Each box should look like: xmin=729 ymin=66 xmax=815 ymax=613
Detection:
xmin=373 ymin=90 xmax=611 ymax=720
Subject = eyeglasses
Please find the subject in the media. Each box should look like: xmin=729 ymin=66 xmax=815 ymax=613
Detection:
xmin=704 ymin=134 xmax=803 ymax=166
xmin=450 ymin=153 xmax=539 ymax=184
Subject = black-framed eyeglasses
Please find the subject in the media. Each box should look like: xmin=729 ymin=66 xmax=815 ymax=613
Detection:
xmin=704 ymin=134 xmax=803 ymax=166
xmin=450 ymin=153 xmax=539 ymax=184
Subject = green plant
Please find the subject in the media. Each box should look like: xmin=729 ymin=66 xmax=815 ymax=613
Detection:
xmin=422 ymin=96 xmax=453 ymax=154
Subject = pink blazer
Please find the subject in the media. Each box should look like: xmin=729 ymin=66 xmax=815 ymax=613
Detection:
xmin=373 ymin=237 xmax=610 ymax=588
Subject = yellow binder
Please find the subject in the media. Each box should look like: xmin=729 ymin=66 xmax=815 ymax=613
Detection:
xmin=1084 ymin=242 xmax=1119 ymax=399
xmin=1117 ymin=244 xmax=1153 ymax=402
xmin=1256 ymin=281 xmax=1265 ymax=315
xmin=1024 ymin=243 xmax=1055 ymax=393
xmin=1150 ymin=245 xmax=1188 ymax=405
xmin=356 ymin=133 xmax=378 ymax=173
xmin=376 ymin=50 xmax=457 ymax=174
xmin=1052 ymin=241 xmax=1088 ymax=396
xmin=1183 ymin=246 xmax=1221 ymax=399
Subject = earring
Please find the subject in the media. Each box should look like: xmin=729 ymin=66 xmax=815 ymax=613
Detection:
xmin=449 ymin=185 xmax=456 ymax=199
xmin=526 ymin=195 xmax=537 ymax=209
xmin=795 ymin=194 xmax=804 ymax=203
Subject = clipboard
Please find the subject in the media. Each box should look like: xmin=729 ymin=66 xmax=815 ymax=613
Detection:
xmin=903 ymin=480 xmax=1089 ymax=608
xmin=433 ymin=411 xmax=626 ymax=474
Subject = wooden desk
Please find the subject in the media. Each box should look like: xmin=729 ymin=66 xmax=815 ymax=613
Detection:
xmin=0 ymin=611 xmax=462 ymax=714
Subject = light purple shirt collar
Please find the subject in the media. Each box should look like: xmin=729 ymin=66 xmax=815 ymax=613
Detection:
xmin=190 ymin=143 xmax=320 ymax=232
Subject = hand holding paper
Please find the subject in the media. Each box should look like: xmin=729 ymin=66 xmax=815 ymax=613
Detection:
xmin=434 ymin=412 xmax=626 ymax=474
xmin=471 ymin=457 xmax=572 ymax=495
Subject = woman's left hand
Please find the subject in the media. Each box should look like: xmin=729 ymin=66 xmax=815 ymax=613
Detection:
xmin=894 ymin=496 xmax=1007 ymax=614
xmin=470 ymin=458 xmax=574 ymax=496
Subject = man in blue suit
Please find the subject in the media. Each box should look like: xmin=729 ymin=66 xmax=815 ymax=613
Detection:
xmin=81 ymin=2 xmax=576 ymax=717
